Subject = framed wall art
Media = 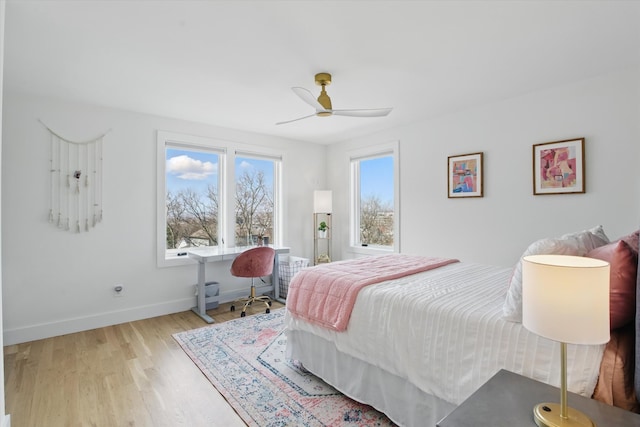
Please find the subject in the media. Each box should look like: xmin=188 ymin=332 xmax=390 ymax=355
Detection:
xmin=447 ymin=152 xmax=483 ymax=198
xmin=533 ymin=138 xmax=585 ymax=195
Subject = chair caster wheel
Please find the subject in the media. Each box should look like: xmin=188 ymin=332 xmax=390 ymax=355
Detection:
xmin=230 ymin=305 xmax=235 ymax=312
xmin=240 ymin=311 xmax=246 ymax=318
xmin=266 ymin=308 xmax=271 ymax=314
xmin=267 ymin=301 xmax=272 ymax=307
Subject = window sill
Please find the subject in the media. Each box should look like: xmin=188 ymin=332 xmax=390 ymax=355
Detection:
xmin=157 ymin=253 xmax=197 ymax=268
xmin=347 ymin=245 xmax=396 ymax=257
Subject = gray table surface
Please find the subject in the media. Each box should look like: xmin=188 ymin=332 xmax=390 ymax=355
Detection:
xmin=437 ymin=369 xmax=640 ymax=427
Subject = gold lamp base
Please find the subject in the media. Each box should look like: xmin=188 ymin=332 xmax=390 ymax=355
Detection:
xmin=533 ymin=403 xmax=596 ymax=427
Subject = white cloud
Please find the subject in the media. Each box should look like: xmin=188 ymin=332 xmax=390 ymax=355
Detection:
xmin=238 ymin=160 xmax=253 ymax=170
xmin=166 ymin=155 xmax=217 ymax=180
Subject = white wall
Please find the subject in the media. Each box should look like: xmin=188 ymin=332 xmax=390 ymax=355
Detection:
xmin=2 ymin=66 xmax=638 ymax=347
xmin=328 ymin=66 xmax=640 ymax=267
xmin=0 ymin=0 xmax=10 ymax=424
xmin=1 ymin=92 xmax=325 ymax=345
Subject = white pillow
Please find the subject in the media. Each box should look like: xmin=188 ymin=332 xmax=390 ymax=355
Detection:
xmin=561 ymin=224 xmax=610 ymax=253
xmin=502 ymin=226 xmax=610 ymax=323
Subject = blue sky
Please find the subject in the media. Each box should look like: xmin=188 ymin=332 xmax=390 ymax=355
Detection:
xmin=165 ymin=148 xmax=273 ymax=195
xmin=235 ymin=157 xmax=274 ymax=188
xmin=360 ymin=156 xmax=394 ymax=204
xmin=166 ymin=148 xmax=218 ymax=194
xmin=166 ymin=149 xmax=390 ymax=204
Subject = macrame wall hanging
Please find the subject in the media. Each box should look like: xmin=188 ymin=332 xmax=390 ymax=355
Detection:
xmin=40 ymin=120 xmax=110 ymax=233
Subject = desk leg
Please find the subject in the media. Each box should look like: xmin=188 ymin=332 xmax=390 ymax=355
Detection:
xmin=191 ymin=259 xmax=215 ymax=324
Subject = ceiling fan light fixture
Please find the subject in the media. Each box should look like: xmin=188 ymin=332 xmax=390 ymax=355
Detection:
xmin=276 ymin=72 xmax=393 ymax=125
xmin=315 ymin=72 xmax=333 ymax=112
xmin=316 ymin=86 xmax=333 ymax=114
xmin=314 ymin=73 xmax=332 ymax=86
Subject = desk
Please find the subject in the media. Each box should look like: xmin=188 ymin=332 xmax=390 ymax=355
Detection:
xmin=187 ymin=245 xmax=290 ymax=323
xmin=436 ymin=369 xmax=640 ymax=427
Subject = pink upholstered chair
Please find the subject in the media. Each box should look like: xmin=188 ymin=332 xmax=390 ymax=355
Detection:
xmin=229 ymin=246 xmax=276 ymax=317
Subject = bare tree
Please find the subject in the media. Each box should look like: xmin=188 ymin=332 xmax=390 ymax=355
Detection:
xmin=166 ymin=169 xmax=273 ymax=249
xmin=180 ymin=186 xmax=218 ymax=245
xmin=235 ymin=169 xmax=272 ymax=245
xmin=360 ymin=194 xmax=394 ymax=246
xmin=166 ymin=191 xmax=186 ymax=249
xmin=253 ymin=186 xmax=274 ymax=238
xmin=165 ymin=185 xmax=218 ymax=249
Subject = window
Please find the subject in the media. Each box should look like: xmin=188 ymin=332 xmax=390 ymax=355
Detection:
xmin=234 ymin=153 xmax=280 ymax=246
xmin=350 ymin=141 xmax=399 ymax=253
xmin=157 ymin=131 xmax=282 ymax=267
xmin=157 ymin=132 xmax=225 ymax=267
xmin=165 ymin=147 xmax=220 ymax=250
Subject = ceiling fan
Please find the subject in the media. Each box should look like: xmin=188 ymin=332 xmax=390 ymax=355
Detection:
xmin=276 ymin=73 xmax=393 ymax=125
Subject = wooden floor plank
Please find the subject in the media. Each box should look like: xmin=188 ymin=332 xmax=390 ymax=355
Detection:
xmin=4 ymin=301 xmax=284 ymax=427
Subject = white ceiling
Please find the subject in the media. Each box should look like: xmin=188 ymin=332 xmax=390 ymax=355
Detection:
xmin=4 ymin=1 xmax=640 ymax=145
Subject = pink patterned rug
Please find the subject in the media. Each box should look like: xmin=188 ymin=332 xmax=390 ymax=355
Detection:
xmin=173 ymin=308 xmax=395 ymax=426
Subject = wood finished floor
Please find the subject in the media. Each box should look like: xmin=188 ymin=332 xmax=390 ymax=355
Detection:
xmin=3 ymin=301 xmax=285 ymax=427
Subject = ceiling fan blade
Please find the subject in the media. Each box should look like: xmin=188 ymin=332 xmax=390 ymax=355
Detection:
xmin=275 ymin=113 xmax=317 ymax=125
xmin=332 ymin=108 xmax=393 ymax=117
xmin=292 ymin=87 xmax=326 ymax=112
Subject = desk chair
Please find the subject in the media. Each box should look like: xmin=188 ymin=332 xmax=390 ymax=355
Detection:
xmin=229 ymin=246 xmax=276 ymax=317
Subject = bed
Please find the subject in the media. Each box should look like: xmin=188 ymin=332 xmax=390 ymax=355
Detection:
xmin=284 ymin=226 xmax=639 ymax=426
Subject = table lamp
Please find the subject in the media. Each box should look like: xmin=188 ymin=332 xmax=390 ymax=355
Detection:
xmin=522 ymin=254 xmax=610 ymax=427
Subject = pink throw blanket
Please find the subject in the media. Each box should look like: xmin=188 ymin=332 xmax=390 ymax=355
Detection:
xmin=286 ymin=254 xmax=459 ymax=331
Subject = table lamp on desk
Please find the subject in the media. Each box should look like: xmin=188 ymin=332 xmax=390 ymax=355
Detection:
xmin=522 ymin=254 xmax=610 ymax=427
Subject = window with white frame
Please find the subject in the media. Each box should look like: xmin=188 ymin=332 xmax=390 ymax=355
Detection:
xmin=157 ymin=132 xmax=224 ymax=266
xmin=234 ymin=153 xmax=280 ymax=246
xmin=157 ymin=131 xmax=282 ymax=267
xmin=165 ymin=145 xmax=221 ymax=250
xmin=350 ymin=141 xmax=399 ymax=252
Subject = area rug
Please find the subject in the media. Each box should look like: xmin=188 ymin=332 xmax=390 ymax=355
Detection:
xmin=173 ymin=308 xmax=395 ymax=427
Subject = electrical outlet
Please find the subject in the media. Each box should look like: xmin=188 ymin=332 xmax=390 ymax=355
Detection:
xmin=114 ymin=284 xmax=124 ymax=297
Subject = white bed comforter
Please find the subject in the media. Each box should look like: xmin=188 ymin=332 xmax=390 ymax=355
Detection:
xmin=285 ymin=262 xmax=606 ymax=405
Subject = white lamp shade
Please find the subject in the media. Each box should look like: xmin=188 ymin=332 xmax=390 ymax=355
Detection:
xmin=313 ymin=190 xmax=332 ymax=213
xmin=522 ymin=254 xmax=610 ymax=345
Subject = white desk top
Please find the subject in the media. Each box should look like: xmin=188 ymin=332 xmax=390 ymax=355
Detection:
xmin=187 ymin=245 xmax=290 ymax=262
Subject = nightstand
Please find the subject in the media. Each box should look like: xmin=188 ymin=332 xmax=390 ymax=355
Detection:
xmin=436 ymin=369 xmax=640 ymax=427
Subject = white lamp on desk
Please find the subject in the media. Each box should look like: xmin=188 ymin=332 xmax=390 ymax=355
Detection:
xmin=522 ymin=254 xmax=610 ymax=427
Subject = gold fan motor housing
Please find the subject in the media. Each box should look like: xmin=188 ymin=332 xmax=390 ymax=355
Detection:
xmin=314 ymin=73 xmax=332 ymax=86
xmin=314 ymin=73 xmax=333 ymax=113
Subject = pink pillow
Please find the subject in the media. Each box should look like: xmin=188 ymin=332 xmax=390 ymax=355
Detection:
xmin=587 ymin=240 xmax=638 ymax=330
xmin=619 ymin=229 xmax=639 ymax=254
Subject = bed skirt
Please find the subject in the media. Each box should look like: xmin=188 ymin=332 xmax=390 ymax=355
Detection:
xmin=285 ymin=329 xmax=456 ymax=427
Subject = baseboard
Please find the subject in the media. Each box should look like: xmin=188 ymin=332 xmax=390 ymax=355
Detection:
xmin=2 ymin=298 xmax=194 ymax=346
xmin=3 ymin=286 xmax=279 ymax=346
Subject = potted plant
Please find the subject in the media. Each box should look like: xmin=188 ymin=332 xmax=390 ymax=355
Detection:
xmin=317 ymin=221 xmax=329 ymax=238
